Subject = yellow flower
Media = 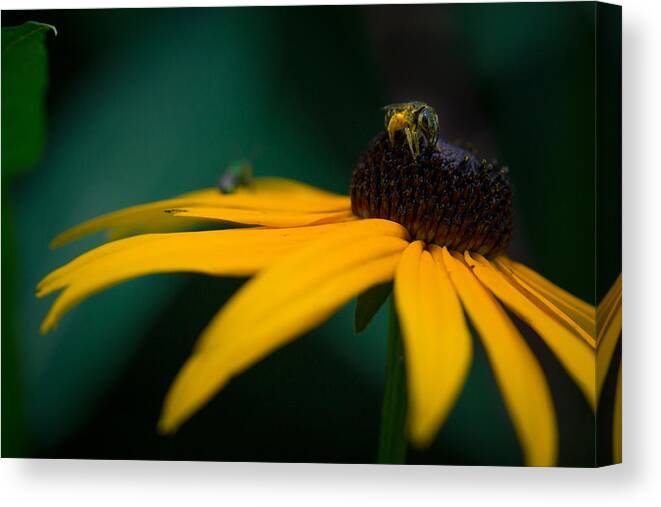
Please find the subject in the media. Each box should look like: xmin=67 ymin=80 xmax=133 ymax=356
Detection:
xmin=38 ymin=106 xmax=597 ymax=467
xmin=597 ymin=274 xmax=622 ymax=463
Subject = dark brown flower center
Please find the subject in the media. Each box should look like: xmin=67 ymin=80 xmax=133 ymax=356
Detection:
xmin=350 ymin=133 xmax=512 ymax=257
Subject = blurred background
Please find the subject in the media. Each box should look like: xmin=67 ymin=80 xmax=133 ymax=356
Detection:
xmin=2 ymin=3 xmax=620 ymax=465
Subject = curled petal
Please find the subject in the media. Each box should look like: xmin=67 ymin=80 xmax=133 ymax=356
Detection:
xmin=495 ymin=257 xmax=596 ymax=347
xmin=597 ymin=291 xmax=622 ymax=399
xmin=165 ymin=207 xmax=354 ymax=228
xmin=499 ymin=257 xmax=595 ymax=338
xmin=467 ymin=253 xmax=596 ymax=410
xmin=598 ymin=274 xmax=622 ymax=325
xmin=51 ymin=178 xmax=351 ymax=247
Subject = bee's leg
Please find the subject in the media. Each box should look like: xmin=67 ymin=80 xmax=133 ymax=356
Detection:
xmin=413 ymin=131 xmax=421 ymax=158
xmin=404 ymin=127 xmax=418 ymax=159
xmin=386 ymin=116 xmax=398 ymax=146
xmin=417 ymin=129 xmax=429 ymax=152
xmin=387 ymin=112 xmax=408 ymax=147
xmin=388 ymin=128 xmax=396 ymax=146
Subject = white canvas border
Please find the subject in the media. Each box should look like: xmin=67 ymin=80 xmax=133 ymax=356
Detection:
xmin=2 ymin=0 xmax=659 ymax=505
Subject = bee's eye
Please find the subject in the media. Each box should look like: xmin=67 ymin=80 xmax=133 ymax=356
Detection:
xmin=418 ymin=107 xmax=439 ymax=144
xmin=419 ymin=108 xmax=432 ymax=129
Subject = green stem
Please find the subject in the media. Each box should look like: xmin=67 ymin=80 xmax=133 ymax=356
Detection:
xmin=377 ymin=297 xmax=407 ymax=464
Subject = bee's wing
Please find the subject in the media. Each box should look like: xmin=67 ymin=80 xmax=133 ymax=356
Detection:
xmin=382 ymin=102 xmax=407 ymax=111
xmin=381 ymin=101 xmax=426 ymax=111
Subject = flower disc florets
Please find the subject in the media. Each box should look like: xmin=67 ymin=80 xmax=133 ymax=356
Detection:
xmin=350 ymin=132 xmax=512 ymax=257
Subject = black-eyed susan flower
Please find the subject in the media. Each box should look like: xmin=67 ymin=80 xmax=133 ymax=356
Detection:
xmin=38 ymin=102 xmax=596 ymax=467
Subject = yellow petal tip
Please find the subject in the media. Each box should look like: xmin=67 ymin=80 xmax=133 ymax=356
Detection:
xmin=39 ymin=320 xmax=53 ymax=335
xmin=156 ymin=415 xmax=178 ymax=435
xmin=35 ymin=280 xmax=53 ymax=298
xmin=408 ymin=423 xmax=437 ymax=450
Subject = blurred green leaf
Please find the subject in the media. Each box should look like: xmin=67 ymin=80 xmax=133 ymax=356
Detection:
xmin=354 ymin=282 xmax=391 ymax=334
xmin=1 ymin=21 xmax=56 ymax=177
xmin=2 ymin=20 xmax=55 ymax=457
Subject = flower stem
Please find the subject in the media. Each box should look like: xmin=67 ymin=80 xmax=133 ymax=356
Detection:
xmin=377 ymin=297 xmax=407 ymax=464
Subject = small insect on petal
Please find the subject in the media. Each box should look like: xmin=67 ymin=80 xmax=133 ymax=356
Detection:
xmin=218 ymin=160 xmax=253 ymax=194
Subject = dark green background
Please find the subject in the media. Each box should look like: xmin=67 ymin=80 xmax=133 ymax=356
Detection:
xmin=2 ymin=3 xmax=620 ymax=465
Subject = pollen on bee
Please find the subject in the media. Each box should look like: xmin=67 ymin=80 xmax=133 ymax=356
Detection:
xmin=386 ymin=113 xmax=410 ymax=144
xmin=388 ymin=112 xmax=408 ymax=130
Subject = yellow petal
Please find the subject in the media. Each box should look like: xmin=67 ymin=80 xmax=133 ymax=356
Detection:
xmin=51 ymin=178 xmax=351 ymax=247
xmin=597 ymin=291 xmax=622 ymax=399
xmin=239 ymin=177 xmax=349 ymax=202
xmin=38 ymin=219 xmax=401 ymax=334
xmin=394 ymin=241 xmax=472 ymax=447
xmin=105 ymin=217 xmax=217 ymax=242
xmin=165 ymin=207 xmax=354 ymax=228
xmin=441 ymin=249 xmax=557 ymax=467
xmin=500 ymin=258 xmax=596 ymax=338
xmin=183 ymin=178 xmax=351 ymax=212
xmin=193 ymin=220 xmax=408 ymax=349
xmin=598 ymin=274 xmax=622 ymax=326
xmin=613 ymin=364 xmax=622 ymax=463
xmin=467 ymin=253 xmax=596 ymax=410
xmin=495 ymin=258 xmax=596 ymax=345
xmin=159 ymin=224 xmax=409 ymax=432
xmin=50 ymin=188 xmax=214 ymax=248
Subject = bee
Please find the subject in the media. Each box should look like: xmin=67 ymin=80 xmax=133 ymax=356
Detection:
xmin=218 ymin=160 xmax=253 ymax=194
xmin=382 ymin=101 xmax=439 ymax=159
